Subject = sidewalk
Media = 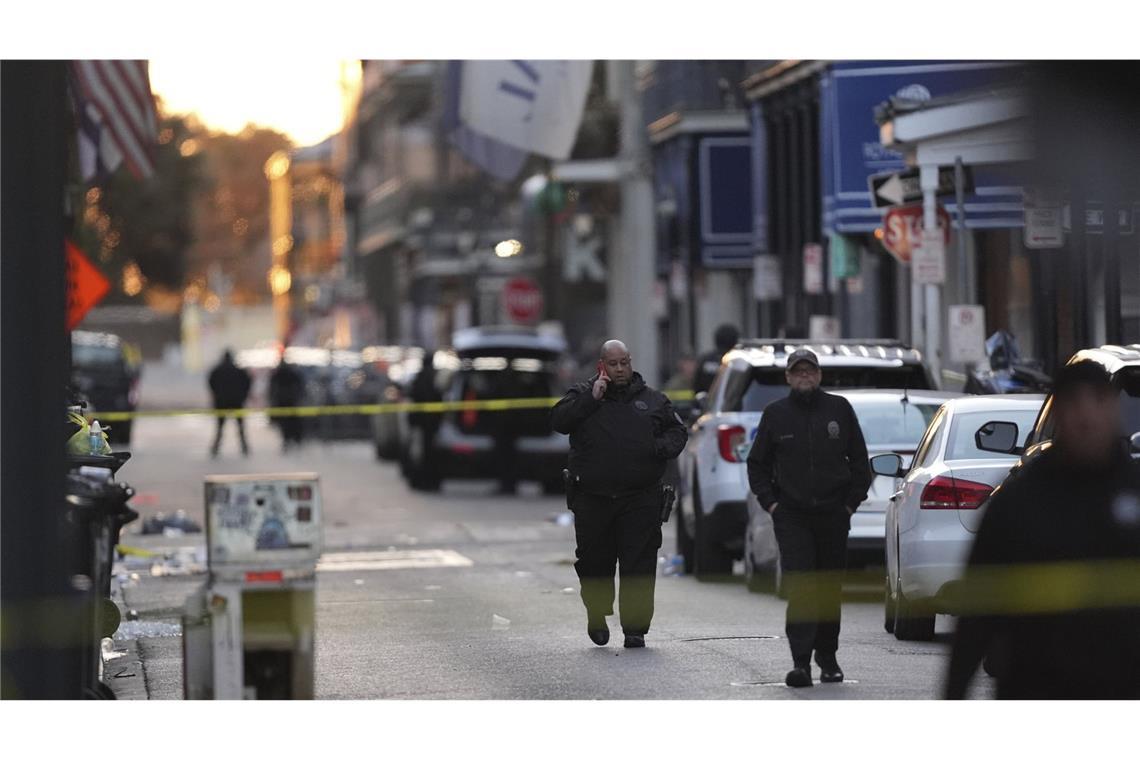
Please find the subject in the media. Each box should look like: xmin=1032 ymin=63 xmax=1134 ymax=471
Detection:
xmin=104 ymin=538 xmax=207 ymax=699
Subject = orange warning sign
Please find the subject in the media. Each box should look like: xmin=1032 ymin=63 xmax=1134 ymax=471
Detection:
xmin=66 ymin=239 xmax=110 ymax=330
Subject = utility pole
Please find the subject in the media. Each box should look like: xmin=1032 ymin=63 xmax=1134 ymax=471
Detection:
xmin=1 ymin=60 xmax=84 ymax=698
xmin=610 ymin=60 xmax=660 ymax=385
xmin=920 ymin=163 xmax=943 ymax=387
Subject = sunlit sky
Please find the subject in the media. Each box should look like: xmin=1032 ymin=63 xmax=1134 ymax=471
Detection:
xmin=148 ymin=59 xmax=359 ymax=147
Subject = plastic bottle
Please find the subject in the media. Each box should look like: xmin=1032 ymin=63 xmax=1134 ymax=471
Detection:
xmin=89 ymin=420 xmax=103 ymax=455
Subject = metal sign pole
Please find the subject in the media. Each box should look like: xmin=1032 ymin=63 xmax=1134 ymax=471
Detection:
xmin=955 ymin=158 xmax=970 ymax=304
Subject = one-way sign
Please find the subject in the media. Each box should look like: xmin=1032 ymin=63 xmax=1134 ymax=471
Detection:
xmin=868 ymin=166 xmax=974 ymax=208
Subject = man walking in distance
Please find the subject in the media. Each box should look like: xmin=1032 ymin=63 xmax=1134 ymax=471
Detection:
xmin=552 ymin=340 xmax=688 ymax=648
xmin=747 ymin=348 xmax=871 ymax=686
xmin=208 ymin=348 xmax=252 ymax=458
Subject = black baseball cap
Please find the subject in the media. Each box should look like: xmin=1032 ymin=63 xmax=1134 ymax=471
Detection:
xmin=786 ymin=348 xmax=820 ymax=371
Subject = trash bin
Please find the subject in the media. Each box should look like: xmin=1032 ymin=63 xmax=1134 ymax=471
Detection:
xmin=64 ymin=465 xmax=138 ymax=699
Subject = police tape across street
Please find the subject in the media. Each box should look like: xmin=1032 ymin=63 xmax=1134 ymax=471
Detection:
xmin=86 ymin=390 xmax=698 ymax=422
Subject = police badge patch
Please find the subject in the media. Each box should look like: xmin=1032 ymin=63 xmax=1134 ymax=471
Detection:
xmin=827 ymin=420 xmax=840 ymax=439
xmin=635 ymin=400 xmax=649 ymax=411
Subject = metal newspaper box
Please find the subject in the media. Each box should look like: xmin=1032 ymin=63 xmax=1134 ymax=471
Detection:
xmin=184 ymin=473 xmax=321 ymax=700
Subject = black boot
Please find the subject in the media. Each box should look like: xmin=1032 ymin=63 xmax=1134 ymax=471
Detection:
xmin=588 ymin=616 xmax=609 ymax=646
xmin=785 ymin=664 xmax=813 ymax=688
xmin=623 ymin=633 xmax=645 ymax=648
xmin=815 ymin=652 xmax=844 ymax=683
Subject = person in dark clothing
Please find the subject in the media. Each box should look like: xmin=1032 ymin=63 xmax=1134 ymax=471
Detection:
xmin=208 ymin=349 xmax=252 ymax=458
xmin=946 ymin=360 xmax=1140 ymax=699
xmin=746 ymin=348 xmax=872 ymax=687
xmin=551 ymin=339 xmax=688 ymax=649
xmin=268 ymin=358 xmax=305 ymax=452
xmin=693 ymin=324 xmax=739 ymax=395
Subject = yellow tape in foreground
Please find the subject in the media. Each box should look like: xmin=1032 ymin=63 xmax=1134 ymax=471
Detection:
xmin=90 ymin=390 xmax=697 ymax=422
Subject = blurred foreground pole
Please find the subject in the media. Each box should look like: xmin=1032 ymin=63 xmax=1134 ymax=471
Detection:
xmin=1 ymin=61 xmax=83 ymax=698
xmin=609 ymin=60 xmax=659 ymax=385
xmin=1029 ymin=62 xmax=1140 ymax=351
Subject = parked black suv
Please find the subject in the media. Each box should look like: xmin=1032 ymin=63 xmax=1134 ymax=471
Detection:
xmin=71 ymin=330 xmax=140 ymax=444
xmin=400 ymin=327 xmax=570 ymax=493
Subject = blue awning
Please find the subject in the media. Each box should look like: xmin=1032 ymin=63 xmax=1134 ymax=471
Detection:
xmin=819 ymin=61 xmax=1025 ymax=234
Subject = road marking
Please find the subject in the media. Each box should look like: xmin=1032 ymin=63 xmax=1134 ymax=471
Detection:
xmin=317 ymin=549 xmax=474 ymax=573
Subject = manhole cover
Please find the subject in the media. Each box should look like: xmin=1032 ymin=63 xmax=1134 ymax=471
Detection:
xmin=731 ymin=679 xmax=860 ymax=687
xmin=681 ymin=635 xmax=780 ymax=642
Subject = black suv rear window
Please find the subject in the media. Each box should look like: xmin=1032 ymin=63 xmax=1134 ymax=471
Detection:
xmin=450 ymin=359 xmax=559 ymax=437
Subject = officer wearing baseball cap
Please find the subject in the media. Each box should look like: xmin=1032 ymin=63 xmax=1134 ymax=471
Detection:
xmin=746 ymin=347 xmax=872 ymax=687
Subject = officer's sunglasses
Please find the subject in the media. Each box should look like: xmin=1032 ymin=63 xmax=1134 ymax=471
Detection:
xmin=787 ymin=365 xmax=820 ymax=377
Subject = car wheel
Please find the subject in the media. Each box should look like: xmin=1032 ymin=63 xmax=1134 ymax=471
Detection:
xmin=693 ymin=477 xmax=733 ymax=582
xmin=774 ymin=557 xmax=787 ymax=599
xmin=884 ymin=574 xmax=896 ymax=634
xmin=893 ymin=578 xmax=935 ymax=641
xmin=676 ymin=499 xmax=695 ymax=575
xmin=743 ymin=519 xmax=775 ymax=593
xmin=406 ymin=428 xmax=441 ymax=492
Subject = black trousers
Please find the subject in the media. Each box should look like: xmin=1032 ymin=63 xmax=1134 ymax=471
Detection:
xmin=772 ymin=505 xmax=849 ymax=665
xmin=572 ymin=490 xmax=662 ymax=635
xmin=212 ymin=413 xmax=248 ymax=455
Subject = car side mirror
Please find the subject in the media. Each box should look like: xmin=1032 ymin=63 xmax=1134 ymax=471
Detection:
xmin=976 ymin=420 xmax=1022 ymax=455
xmin=870 ymin=453 xmax=905 ymax=478
xmin=1130 ymin=431 xmax=1140 ymax=454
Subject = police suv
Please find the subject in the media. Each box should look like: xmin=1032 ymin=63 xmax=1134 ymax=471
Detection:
xmin=677 ymin=339 xmax=935 ymax=580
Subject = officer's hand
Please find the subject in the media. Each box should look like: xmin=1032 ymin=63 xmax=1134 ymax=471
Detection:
xmin=769 ymin=502 xmax=778 ymax=515
xmin=592 ymin=375 xmax=608 ymax=400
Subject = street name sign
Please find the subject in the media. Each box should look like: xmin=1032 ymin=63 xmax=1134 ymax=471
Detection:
xmin=868 ymin=166 xmax=973 ymax=208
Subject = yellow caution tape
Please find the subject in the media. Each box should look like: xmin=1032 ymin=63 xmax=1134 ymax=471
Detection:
xmin=89 ymin=390 xmax=697 ymax=422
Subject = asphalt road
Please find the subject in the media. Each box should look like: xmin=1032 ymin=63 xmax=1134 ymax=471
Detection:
xmin=108 ymin=414 xmax=995 ymax=700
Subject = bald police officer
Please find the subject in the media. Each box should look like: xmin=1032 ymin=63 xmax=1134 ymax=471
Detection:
xmin=551 ymin=340 xmax=688 ymax=648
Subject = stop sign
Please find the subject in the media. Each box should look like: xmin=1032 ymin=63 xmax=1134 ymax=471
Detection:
xmin=881 ymin=204 xmax=951 ymax=264
xmin=502 ymin=277 xmax=543 ymax=323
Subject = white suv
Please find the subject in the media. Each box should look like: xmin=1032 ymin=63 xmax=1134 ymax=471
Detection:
xmin=677 ymin=340 xmax=935 ymax=580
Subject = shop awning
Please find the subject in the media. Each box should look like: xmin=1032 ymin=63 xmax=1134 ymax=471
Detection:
xmin=819 ymin=61 xmax=1026 ymax=234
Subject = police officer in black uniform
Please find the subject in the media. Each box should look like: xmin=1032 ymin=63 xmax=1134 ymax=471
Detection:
xmin=551 ymin=339 xmax=688 ymax=648
xmin=946 ymin=360 xmax=1140 ymax=699
xmin=747 ymin=348 xmax=871 ymax=687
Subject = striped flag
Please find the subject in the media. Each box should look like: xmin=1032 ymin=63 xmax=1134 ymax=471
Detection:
xmin=69 ymin=60 xmax=159 ymax=181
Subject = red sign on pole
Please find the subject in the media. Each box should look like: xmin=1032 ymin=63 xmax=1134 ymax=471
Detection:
xmin=65 ymin=239 xmax=111 ymax=330
xmin=881 ymin=204 xmax=952 ymax=265
xmin=502 ymin=276 xmax=543 ymax=324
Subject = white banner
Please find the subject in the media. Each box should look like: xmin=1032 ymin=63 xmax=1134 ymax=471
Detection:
xmin=459 ymin=61 xmax=594 ymax=160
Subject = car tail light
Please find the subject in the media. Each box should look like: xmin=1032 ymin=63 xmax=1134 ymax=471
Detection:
xmin=461 ymin=388 xmax=478 ymax=429
xmin=920 ymin=476 xmax=993 ymax=510
xmin=717 ymin=424 xmax=747 ymax=463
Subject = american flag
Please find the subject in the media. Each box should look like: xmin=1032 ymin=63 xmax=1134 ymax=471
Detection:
xmin=69 ymin=60 xmax=158 ymax=181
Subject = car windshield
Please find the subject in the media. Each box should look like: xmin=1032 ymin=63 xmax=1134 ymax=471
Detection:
xmin=72 ymin=343 xmax=123 ymax=370
xmin=731 ymin=365 xmax=932 ymax=413
xmin=847 ymin=398 xmax=941 ymax=449
xmin=946 ymin=408 xmax=1041 ymax=461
